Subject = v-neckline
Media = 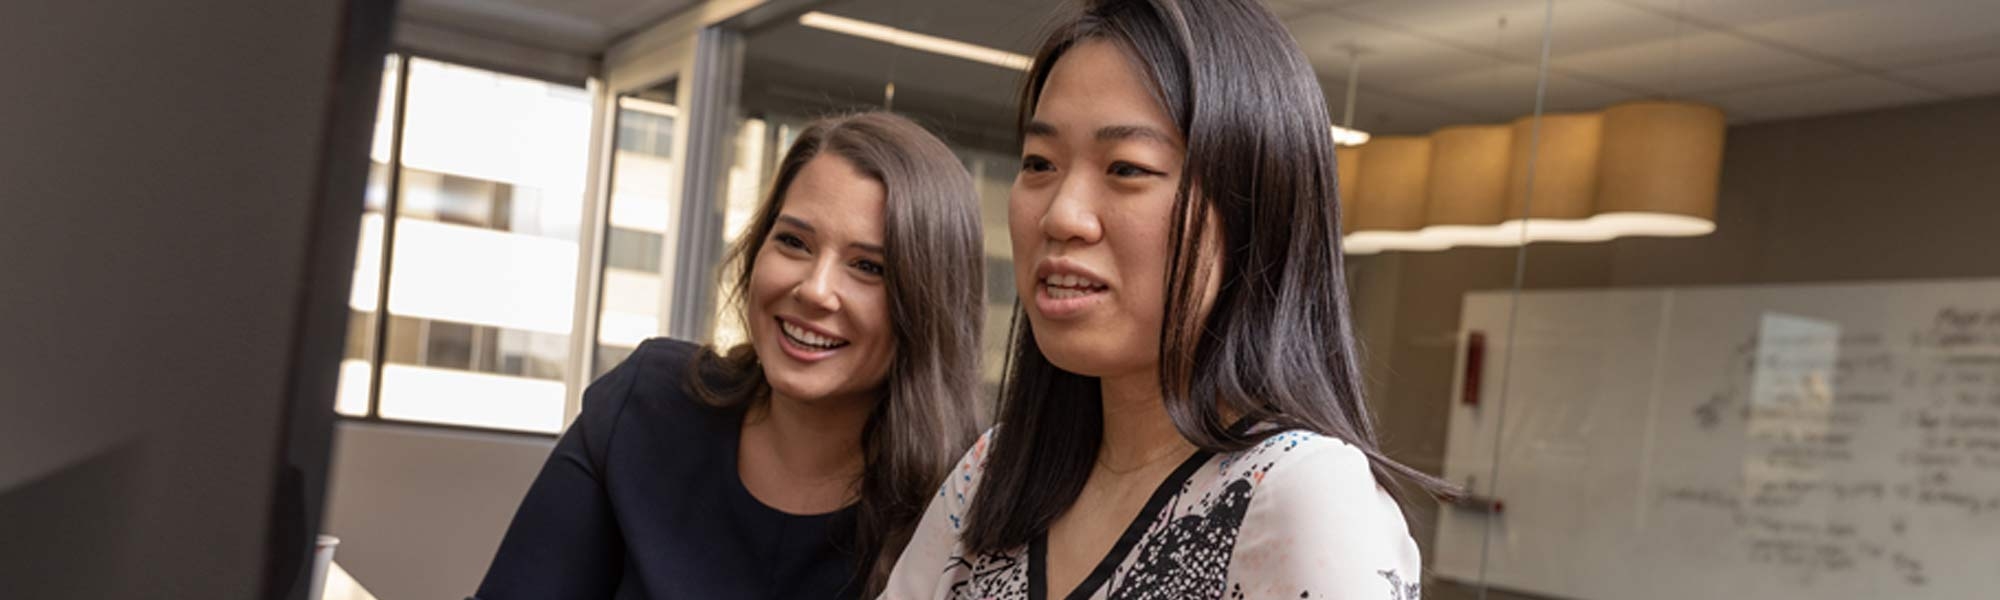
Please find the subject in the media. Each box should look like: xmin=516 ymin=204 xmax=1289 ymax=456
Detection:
xmin=1028 ymin=447 xmax=1217 ymax=600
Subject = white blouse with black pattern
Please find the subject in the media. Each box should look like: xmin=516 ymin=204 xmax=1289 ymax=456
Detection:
xmin=884 ymin=427 xmax=1424 ymax=600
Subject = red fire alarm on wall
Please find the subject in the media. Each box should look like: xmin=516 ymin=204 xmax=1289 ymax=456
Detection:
xmin=1462 ymin=331 xmax=1485 ymax=407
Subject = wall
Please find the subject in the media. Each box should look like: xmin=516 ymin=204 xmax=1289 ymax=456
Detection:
xmin=1358 ymin=95 xmax=2000 ymax=600
xmin=322 ymin=422 xmax=555 ymax=600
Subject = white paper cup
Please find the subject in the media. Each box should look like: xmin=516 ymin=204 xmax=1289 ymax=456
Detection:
xmin=309 ymin=535 xmax=340 ymax=600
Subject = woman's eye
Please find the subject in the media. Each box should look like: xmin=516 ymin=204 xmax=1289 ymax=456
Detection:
xmin=853 ymin=259 xmax=886 ymax=277
xmin=1021 ymin=155 xmax=1055 ymax=173
xmin=1108 ymin=161 xmax=1159 ymax=178
xmin=774 ymin=232 xmax=807 ymax=250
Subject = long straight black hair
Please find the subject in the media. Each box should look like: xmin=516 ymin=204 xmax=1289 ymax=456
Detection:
xmin=962 ymin=0 xmax=1457 ymax=555
xmin=690 ymin=112 xmax=985 ymax=593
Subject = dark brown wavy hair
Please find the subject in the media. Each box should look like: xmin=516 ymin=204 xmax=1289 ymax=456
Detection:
xmin=689 ymin=112 xmax=984 ymax=594
xmin=962 ymin=0 xmax=1457 ymax=555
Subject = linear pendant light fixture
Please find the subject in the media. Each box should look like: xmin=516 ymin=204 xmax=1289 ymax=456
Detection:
xmin=1418 ymin=124 xmax=1514 ymax=247
xmin=1337 ymin=100 xmax=1726 ymax=255
xmin=804 ymin=10 xmax=1373 ymax=168
xmin=1336 ymin=146 xmax=1363 ymax=236
xmin=1591 ymin=101 xmax=1724 ymax=237
xmin=798 ymin=12 xmax=1033 ymax=71
xmin=1346 ymin=136 xmax=1447 ymax=254
xmin=1502 ymin=111 xmax=1613 ymax=243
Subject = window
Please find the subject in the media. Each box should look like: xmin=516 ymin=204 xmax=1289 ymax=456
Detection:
xmin=706 ymin=115 xmax=773 ymax=350
xmin=616 ymin=109 xmax=677 ymax=157
xmin=336 ymin=54 xmax=593 ymax=435
xmin=592 ymin=90 xmax=682 ymax=379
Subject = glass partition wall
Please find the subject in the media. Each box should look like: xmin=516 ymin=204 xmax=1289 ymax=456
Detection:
xmin=1312 ymin=1 xmax=2000 ymax=599
xmin=1462 ymin=2 xmax=2000 ymax=599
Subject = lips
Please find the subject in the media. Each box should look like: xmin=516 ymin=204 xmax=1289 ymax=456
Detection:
xmin=776 ymin=316 xmax=849 ymax=353
xmin=1032 ymin=259 xmax=1110 ymax=318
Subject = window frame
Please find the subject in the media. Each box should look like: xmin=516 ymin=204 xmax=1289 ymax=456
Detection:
xmin=338 ymin=51 xmax=601 ymax=439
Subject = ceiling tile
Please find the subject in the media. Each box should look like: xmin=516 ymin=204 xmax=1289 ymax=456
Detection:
xmin=1388 ymin=63 xmax=1639 ymax=124
xmin=1702 ymin=75 xmax=1944 ymax=123
xmin=1285 ymin=11 xmax=1501 ymax=89
xmin=1898 ymin=55 xmax=2000 ymax=98
xmin=1735 ymin=0 xmax=2000 ymax=68
xmin=1262 ymin=0 xmax=1331 ymax=21
xmin=1609 ymin=0 xmax=1877 ymax=29
xmin=1337 ymin=0 xmax=1681 ymax=63
xmin=737 ymin=0 xmax=1977 ymax=139
xmin=1553 ymin=29 xmax=1845 ymax=96
xmin=1541 ymin=71 xmax=1651 ymax=113
xmin=1323 ymin=85 xmax=1486 ymax=136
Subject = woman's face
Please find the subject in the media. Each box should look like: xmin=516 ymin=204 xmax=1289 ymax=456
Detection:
xmin=1011 ymin=40 xmax=1190 ymax=381
xmin=747 ymin=154 xmax=896 ymax=406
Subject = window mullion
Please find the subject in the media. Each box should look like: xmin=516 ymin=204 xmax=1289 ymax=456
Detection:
xmin=366 ymin=54 xmax=411 ymax=421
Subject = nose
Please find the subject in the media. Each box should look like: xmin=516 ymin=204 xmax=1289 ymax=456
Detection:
xmin=1039 ymin=173 xmax=1103 ymax=245
xmin=792 ymin=256 xmax=841 ymax=313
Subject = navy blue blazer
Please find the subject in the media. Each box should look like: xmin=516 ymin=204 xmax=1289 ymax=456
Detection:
xmin=475 ymin=338 xmax=862 ymax=599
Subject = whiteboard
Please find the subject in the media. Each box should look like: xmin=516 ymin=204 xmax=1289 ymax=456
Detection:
xmin=1433 ymin=279 xmax=2000 ymax=600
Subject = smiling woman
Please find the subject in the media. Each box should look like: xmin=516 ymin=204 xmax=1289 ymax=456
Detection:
xmin=884 ymin=1 xmax=1454 ymax=599
xmin=747 ymin=158 xmax=898 ymax=399
xmin=474 ymin=112 xmax=985 ymax=599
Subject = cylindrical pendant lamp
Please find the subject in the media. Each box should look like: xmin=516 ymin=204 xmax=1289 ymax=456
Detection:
xmin=1420 ymin=124 xmax=1515 ymax=247
xmin=1504 ymin=112 xmax=1613 ymax=242
xmin=1347 ymin=136 xmax=1449 ymax=253
xmin=1591 ymin=100 xmax=1725 ymax=237
xmin=1336 ymin=146 xmax=1361 ymax=236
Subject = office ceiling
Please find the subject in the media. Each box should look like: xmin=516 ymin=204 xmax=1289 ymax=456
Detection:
xmin=399 ymin=0 xmax=700 ymax=54
xmin=410 ymin=0 xmax=2000 ymax=135
xmin=1274 ymin=0 xmax=2000 ymax=132
xmin=745 ymin=0 xmax=2000 ymax=136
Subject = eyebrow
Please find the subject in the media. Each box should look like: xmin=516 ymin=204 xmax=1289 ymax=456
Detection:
xmin=1022 ymin=119 xmax=1178 ymax=147
xmin=775 ymin=214 xmax=884 ymax=255
xmin=1095 ymin=124 xmax=1178 ymax=146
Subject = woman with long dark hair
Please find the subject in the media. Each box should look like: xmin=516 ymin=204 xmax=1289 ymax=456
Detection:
xmin=886 ymin=1 xmax=1452 ymax=598
xmin=476 ymin=111 xmax=984 ymax=599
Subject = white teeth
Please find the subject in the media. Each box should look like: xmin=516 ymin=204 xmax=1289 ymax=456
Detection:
xmin=781 ymin=321 xmax=845 ymax=349
xmin=1044 ymin=273 xmax=1099 ymax=290
xmin=1047 ymin=286 xmax=1091 ymax=299
xmin=1040 ymin=274 xmax=1104 ymax=294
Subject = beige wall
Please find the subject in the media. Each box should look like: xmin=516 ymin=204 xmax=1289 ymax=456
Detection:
xmin=1358 ymin=95 xmax=2000 ymax=599
xmin=322 ymin=422 xmax=554 ymax=600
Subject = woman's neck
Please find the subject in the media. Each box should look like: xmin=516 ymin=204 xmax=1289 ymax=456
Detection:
xmin=749 ymin=388 xmax=873 ymax=481
xmin=1096 ymin=368 xmax=1192 ymax=471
